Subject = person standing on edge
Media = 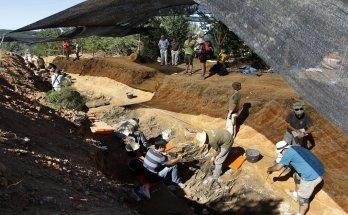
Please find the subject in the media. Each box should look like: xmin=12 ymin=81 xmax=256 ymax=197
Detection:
xmin=74 ymin=43 xmax=82 ymax=61
xmin=62 ymin=40 xmax=71 ymax=60
xmin=183 ymin=34 xmax=196 ymax=74
xmin=171 ymin=39 xmax=180 ymax=66
xmin=158 ymin=35 xmax=169 ymax=66
xmin=226 ymin=82 xmax=242 ymax=137
xmin=196 ymin=32 xmax=214 ymax=80
xmin=267 ymin=145 xmax=324 ymax=215
xmin=284 ymin=101 xmax=314 ymax=149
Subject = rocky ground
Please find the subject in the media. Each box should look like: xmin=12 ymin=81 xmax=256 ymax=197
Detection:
xmin=0 ymin=51 xmax=136 ymax=214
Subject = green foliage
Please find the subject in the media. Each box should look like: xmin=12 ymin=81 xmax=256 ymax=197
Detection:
xmin=81 ymin=35 xmax=138 ymax=56
xmin=46 ymin=87 xmax=86 ymax=111
xmin=33 ymin=28 xmax=62 ymax=56
xmin=139 ymin=16 xmax=190 ymax=61
xmin=2 ymin=42 xmax=26 ymax=53
xmin=160 ymin=16 xmax=190 ymax=44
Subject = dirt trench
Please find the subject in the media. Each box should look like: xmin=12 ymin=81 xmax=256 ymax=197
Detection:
xmin=67 ymin=69 xmax=347 ymax=215
xmin=54 ymin=56 xmax=348 ymax=213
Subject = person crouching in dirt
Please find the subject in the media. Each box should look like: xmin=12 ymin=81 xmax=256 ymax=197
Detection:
xmin=49 ymin=64 xmax=64 ymax=91
xmin=208 ymin=49 xmax=230 ymax=77
xmin=195 ymin=129 xmax=233 ymax=185
xmin=118 ymin=118 xmax=149 ymax=151
xmin=226 ymin=82 xmax=242 ymax=138
xmin=183 ymin=34 xmax=196 ymax=74
xmin=143 ymin=139 xmax=184 ymax=187
xmin=267 ymin=145 xmax=324 ymax=215
xmin=284 ymin=101 xmax=314 ymax=149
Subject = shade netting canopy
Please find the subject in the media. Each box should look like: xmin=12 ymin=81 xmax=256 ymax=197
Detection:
xmin=3 ymin=0 xmax=348 ymax=133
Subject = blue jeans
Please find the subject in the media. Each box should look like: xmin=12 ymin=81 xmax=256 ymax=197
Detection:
xmin=158 ymin=165 xmax=181 ymax=184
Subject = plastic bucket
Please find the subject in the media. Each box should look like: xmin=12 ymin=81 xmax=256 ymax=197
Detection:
xmin=246 ymin=149 xmax=260 ymax=163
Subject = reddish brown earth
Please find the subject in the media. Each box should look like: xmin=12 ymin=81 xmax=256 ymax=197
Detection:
xmin=54 ymin=56 xmax=348 ymax=212
xmin=0 ymin=52 xmax=136 ymax=214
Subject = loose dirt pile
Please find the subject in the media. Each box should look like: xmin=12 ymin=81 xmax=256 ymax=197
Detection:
xmin=55 ymin=56 xmax=348 ymax=213
xmin=0 ymin=51 xmax=136 ymax=214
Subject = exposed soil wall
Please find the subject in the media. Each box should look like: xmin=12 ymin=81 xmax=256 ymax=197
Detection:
xmin=54 ymin=56 xmax=348 ymax=212
xmin=0 ymin=52 xmax=135 ymax=214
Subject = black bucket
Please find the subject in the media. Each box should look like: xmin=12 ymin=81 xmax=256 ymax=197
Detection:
xmin=128 ymin=159 xmax=144 ymax=175
xmin=246 ymin=149 xmax=260 ymax=163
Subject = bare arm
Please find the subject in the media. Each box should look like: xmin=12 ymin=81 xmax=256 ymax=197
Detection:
xmin=267 ymin=163 xmax=284 ymax=174
xmin=165 ymin=156 xmax=181 ymax=166
xmin=285 ymin=121 xmax=298 ymax=132
xmin=210 ymin=148 xmax=219 ymax=161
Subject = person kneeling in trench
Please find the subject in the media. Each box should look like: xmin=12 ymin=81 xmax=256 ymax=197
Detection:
xmin=195 ymin=129 xmax=233 ymax=184
xmin=143 ymin=140 xmax=184 ymax=188
xmin=267 ymin=144 xmax=324 ymax=215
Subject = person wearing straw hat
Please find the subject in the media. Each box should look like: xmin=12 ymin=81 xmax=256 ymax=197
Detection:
xmin=195 ymin=129 xmax=233 ymax=181
xmin=226 ymin=82 xmax=242 ymax=137
xmin=284 ymin=101 xmax=314 ymax=149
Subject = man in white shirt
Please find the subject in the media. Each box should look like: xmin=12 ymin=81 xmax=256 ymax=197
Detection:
xmin=158 ymin=35 xmax=169 ymax=66
xmin=49 ymin=64 xmax=64 ymax=91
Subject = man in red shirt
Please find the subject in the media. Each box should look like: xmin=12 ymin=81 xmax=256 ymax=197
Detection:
xmin=62 ymin=40 xmax=71 ymax=59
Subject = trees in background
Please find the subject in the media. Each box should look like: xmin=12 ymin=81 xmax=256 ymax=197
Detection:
xmin=1 ymin=14 xmax=266 ymax=67
xmin=139 ymin=15 xmax=190 ymax=61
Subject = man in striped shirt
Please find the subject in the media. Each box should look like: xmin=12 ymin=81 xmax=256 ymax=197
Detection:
xmin=143 ymin=140 xmax=183 ymax=186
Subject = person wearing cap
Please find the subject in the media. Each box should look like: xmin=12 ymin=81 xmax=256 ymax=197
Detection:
xmin=226 ymin=82 xmax=242 ymax=137
xmin=158 ymin=35 xmax=170 ymax=66
xmin=284 ymin=101 xmax=314 ymax=149
xmin=267 ymin=145 xmax=324 ymax=215
xmin=183 ymin=34 xmax=196 ymax=74
xmin=275 ymin=140 xmax=290 ymax=163
xmin=196 ymin=129 xmax=233 ymax=180
xmin=143 ymin=140 xmax=184 ymax=187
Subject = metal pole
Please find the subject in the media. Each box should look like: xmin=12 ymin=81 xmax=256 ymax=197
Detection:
xmin=0 ymin=34 xmax=5 ymax=48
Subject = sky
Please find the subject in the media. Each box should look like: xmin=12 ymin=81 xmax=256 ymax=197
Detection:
xmin=0 ymin=0 xmax=85 ymax=30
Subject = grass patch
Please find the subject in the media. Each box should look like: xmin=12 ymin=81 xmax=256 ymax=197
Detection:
xmin=46 ymin=87 xmax=86 ymax=111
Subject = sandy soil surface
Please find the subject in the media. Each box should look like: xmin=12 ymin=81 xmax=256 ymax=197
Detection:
xmin=70 ymin=72 xmax=346 ymax=215
xmin=54 ymin=56 xmax=348 ymax=213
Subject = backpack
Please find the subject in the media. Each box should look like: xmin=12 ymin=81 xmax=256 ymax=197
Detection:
xmin=202 ymin=41 xmax=213 ymax=54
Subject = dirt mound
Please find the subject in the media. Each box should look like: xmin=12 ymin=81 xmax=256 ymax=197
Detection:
xmin=53 ymin=57 xmax=160 ymax=92
xmin=0 ymin=52 xmax=135 ymax=214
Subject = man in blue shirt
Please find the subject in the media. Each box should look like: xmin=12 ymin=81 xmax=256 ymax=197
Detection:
xmin=267 ymin=145 xmax=324 ymax=215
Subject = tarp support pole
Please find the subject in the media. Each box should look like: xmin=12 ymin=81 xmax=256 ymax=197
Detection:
xmin=0 ymin=34 xmax=5 ymax=48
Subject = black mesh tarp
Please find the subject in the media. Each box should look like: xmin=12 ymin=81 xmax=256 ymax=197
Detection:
xmin=13 ymin=0 xmax=195 ymax=32
xmin=9 ymin=0 xmax=348 ymax=133
xmin=196 ymin=0 xmax=348 ymax=133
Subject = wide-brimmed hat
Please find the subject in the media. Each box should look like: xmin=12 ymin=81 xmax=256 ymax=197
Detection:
xmin=195 ymin=131 xmax=207 ymax=147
